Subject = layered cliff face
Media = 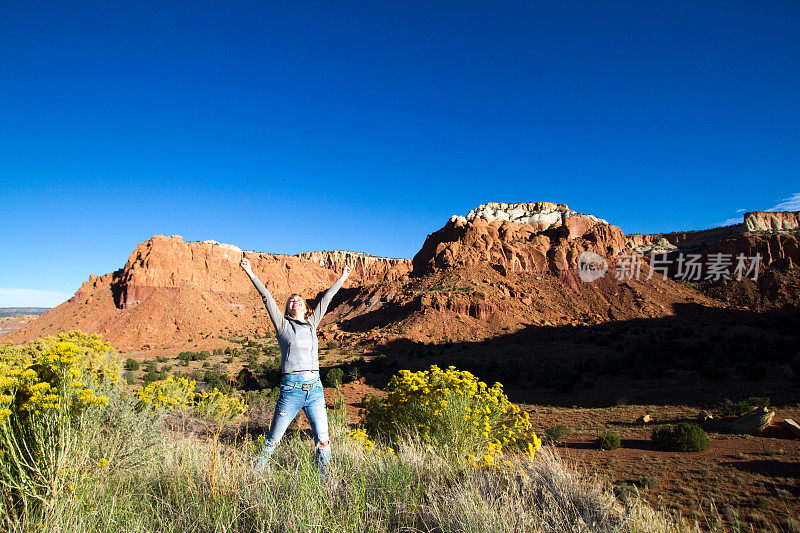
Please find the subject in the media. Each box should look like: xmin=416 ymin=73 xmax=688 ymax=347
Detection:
xmin=414 ymin=202 xmax=625 ymax=275
xmin=115 ymin=235 xmax=339 ymax=309
xmin=625 ymin=211 xmax=800 ymax=258
xmin=295 ymin=250 xmax=411 ymax=282
xmin=623 ymin=210 xmax=800 ymax=308
xmin=745 ymin=211 xmax=800 ymax=232
xmin=4 ymin=236 xmax=359 ymax=350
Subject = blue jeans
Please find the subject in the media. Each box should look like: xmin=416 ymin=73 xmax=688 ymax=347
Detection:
xmin=255 ymin=372 xmax=330 ymax=471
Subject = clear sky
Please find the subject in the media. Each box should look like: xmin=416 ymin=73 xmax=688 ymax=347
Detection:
xmin=1 ymin=1 xmax=798 ymax=307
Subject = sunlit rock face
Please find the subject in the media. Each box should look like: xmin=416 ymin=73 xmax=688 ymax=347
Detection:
xmin=295 ymin=250 xmax=411 ymax=282
xmin=415 ymin=202 xmax=624 ymax=275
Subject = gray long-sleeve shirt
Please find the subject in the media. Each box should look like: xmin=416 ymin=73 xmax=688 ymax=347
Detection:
xmin=247 ymin=272 xmax=345 ymax=374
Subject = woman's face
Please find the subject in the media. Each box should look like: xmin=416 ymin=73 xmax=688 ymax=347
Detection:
xmin=287 ymin=296 xmax=307 ymax=317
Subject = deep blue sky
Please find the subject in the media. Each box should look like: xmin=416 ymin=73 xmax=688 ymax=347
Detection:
xmin=1 ymin=1 xmax=798 ymax=306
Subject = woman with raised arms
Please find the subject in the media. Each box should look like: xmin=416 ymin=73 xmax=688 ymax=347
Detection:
xmin=240 ymin=256 xmax=350 ymax=472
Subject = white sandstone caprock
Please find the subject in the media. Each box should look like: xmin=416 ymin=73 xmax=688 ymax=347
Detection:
xmin=455 ymin=202 xmax=608 ymax=232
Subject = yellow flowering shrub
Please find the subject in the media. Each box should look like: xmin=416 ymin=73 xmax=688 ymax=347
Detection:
xmin=348 ymin=428 xmax=375 ymax=452
xmin=0 ymin=331 xmax=118 ymax=421
xmin=362 ymin=365 xmax=541 ymax=465
xmin=0 ymin=332 xmax=120 ymax=515
xmin=194 ymin=388 xmax=247 ymax=424
xmin=135 ymin=379 xmax=246 ymax=425
xmin=136 ymin=376 xmax=196 ymax=412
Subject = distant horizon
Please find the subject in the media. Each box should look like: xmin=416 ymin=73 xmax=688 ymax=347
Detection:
xmin=2 ymin=2 xmax=799 ymax=307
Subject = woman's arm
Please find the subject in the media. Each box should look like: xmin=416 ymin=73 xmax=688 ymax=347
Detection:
xmin=308 ymin=265 xmax=351 ymax=327
xmin=240 ymin=256 xmax=286 ymax=334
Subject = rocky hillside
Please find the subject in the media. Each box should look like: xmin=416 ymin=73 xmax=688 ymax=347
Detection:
xmin=624 ymin=211 xmax=800 ymax=308
xmin=324 ymin=202 xmax=721 ymax=345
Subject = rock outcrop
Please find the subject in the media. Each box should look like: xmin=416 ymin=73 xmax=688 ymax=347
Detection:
xmin=112 ymin=235 xmax=343 ymax=309
xmin=5 ymin=235 xmax=346 ymax=350
xmin=745 ymin=211 xmax=800 ymax=232
xmin=296 ymin=250 xmax=411 ymax=282
xmin=624 ymin=211 xmax=800 ymax=308
xmin=414 ymin=203 xmax=625 ymax=275
xmin=626 ymin=211 xmax=800 ymax=258
xmin=456 ymin=201 xmax=608 ymax=231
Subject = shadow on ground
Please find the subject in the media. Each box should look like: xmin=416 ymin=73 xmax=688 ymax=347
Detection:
xmin=341 ymin=302 xmax=799 ymax=409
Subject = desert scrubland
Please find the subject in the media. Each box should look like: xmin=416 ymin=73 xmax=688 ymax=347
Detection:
xmin=3 ymin=203 xmax=800 ymax=531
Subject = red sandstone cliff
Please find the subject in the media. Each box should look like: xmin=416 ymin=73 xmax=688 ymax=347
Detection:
xmin=295 ymin=250 xmax=410 ymax=282
xmin=412 ymin=215 xmax=625 ymax=275
xmin=624 ymin=210 xmax=800 ymax=308
xmin=4 ymin=236 xmax=347 ymax=350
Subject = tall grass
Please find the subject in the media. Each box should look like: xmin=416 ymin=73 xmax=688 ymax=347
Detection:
xmin=2 ymin=388 xmax=696 ymax=533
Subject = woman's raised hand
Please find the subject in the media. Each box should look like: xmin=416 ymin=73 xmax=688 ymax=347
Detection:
xmin=341 ymin=265 xmax=352 ymax=280
xmin=240 ymin=257 xmax=253 ymax=274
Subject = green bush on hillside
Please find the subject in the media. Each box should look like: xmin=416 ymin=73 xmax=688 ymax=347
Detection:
xmin=326 ymin=367 xmax=344 ymax=387
xmin=652 ymin=423 xmax=709 ymax=452
xmin=597 ymin=430 xmax=621 ymax=450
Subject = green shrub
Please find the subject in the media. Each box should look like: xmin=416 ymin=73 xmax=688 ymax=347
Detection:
xmin=652 ymin=423 xmax=709 ymax=452
xmin=124 ymin=357 xmax=141 ymax=371
xmin=156 ymin=355 xmax=168 ymax=363
xmin=613 ymin=483 xmax=637 ymax=502
xmin=597 ymin=431 xmax=621 ymax=450
xmin=203 ymin=370 xmax=229 ymax=391
xmin=326 ymin=367 xmax=344 ymax=387
xmin=717 ymin=397 xmax=770 ymax=417
xmin=754 ymin=495 xmax=769 ymax=509
xmin=142 ymin=369 xmax=160 ymax=385
xmin=325 ymin=340 xmax=339 ymax=350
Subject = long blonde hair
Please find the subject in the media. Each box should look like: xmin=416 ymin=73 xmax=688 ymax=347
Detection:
xmin=285 ymin=293 xmax=312 ymax=318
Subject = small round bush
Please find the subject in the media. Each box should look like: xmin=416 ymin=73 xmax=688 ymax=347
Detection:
xmin=597 ymin=430 xmax=621 ymax=450
xmin=326 ymin=367 xmax=344 ymax=387
xmin=124 ymin=358 xmax=140 ymax=371
xmin=652 ymin=422 xmax=709 ymax=452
